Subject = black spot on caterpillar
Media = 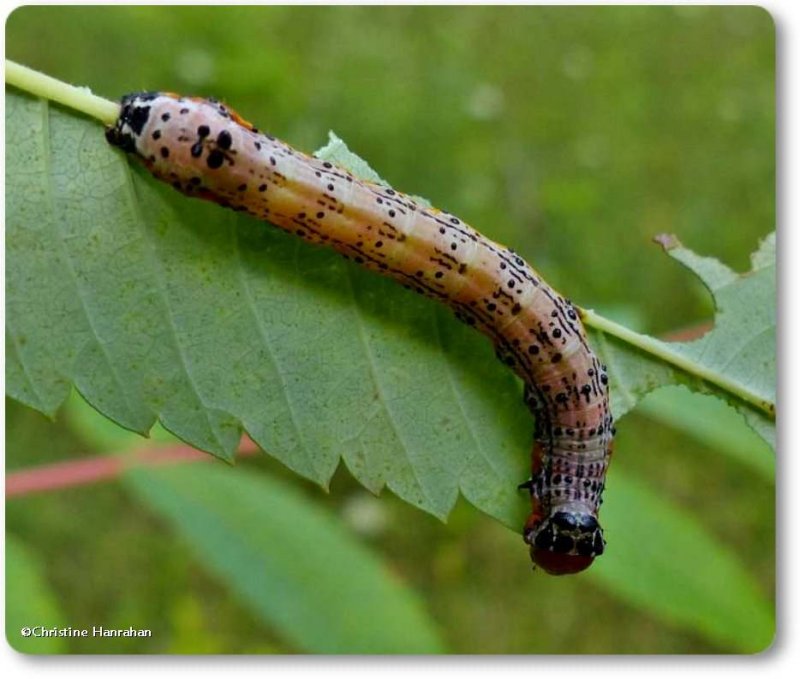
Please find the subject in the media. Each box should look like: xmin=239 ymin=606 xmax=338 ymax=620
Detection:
xmin=106 ymin=92 xmax=614 ymax=575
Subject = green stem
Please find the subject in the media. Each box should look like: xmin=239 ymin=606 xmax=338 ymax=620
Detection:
xmin=5 ymin=59 xmax=118 ymax=124
xmin=581 ymin=308 xmax=775 ymax=419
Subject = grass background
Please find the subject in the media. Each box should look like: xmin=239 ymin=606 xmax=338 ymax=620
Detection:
xmin=5 ymin=5 xmax=774 ymax=653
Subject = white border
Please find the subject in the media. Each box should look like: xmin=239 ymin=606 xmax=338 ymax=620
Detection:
xmin=1 ymin=0 xmax=792 ymax=675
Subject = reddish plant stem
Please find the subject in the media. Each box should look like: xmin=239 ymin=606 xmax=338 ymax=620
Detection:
xmin=6 ymin=436 xmax=259 ymax=499
xmin=661 ymin=321 xmax=713 ymax=342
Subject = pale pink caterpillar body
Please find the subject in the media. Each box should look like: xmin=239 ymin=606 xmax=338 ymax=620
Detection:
xmin=106 ymin=92 xmax=614 ymax=575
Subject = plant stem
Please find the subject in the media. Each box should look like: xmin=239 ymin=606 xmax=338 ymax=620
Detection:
xmin=581 ymin=307 xmax=775 ymax=419
xmin=5 ymin=59 xmax=118 ymax=124
xmin=6 ymin=437 xmax=260 ymax=498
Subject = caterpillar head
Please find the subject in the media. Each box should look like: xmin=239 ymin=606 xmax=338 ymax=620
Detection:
xmin=105 ymin=92 xmax=162 ymax=154
xmin=524 ymin=510 xmax=605 ymax=575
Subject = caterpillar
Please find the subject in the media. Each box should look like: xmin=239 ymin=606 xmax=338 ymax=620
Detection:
xmin=106 ymin=92 xmax=614 ymax=575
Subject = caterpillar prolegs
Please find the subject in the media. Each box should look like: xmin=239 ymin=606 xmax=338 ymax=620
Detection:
xmin=106 ymin=92 xmax=614 ymax=575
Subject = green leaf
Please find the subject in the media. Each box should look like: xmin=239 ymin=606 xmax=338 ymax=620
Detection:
xmin=5 ymin=534 xmax=68 ymax=654
xmin=590 ymin=232 xmax=776 ymax=450
xmin=124 ymin=463 xmax=445 ymax=653
xmin=5 ymin=88 xmax=531 ymax=525
xmin=589 ymin=470 xmax=774 ymax=653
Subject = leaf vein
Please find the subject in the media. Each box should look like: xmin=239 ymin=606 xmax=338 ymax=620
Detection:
xmin=432 ymin=310 xmax=506 ymax=483
xmin=342 ymin=265 xmax=434 ymax=508
xmin=119 ymin=164 xmax=226 ymax=450
xmin=42 ymin=99 xmax=141 ymax=423
xmin=232 ymin=222 xmax=315 ymax=473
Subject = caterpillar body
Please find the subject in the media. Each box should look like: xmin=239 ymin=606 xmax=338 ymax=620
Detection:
xmin=106 ymin=92 xmax=614 ymax=575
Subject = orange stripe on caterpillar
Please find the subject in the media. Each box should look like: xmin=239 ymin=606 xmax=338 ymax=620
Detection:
xmin=106 ymin=92 xmax=615 ymax=575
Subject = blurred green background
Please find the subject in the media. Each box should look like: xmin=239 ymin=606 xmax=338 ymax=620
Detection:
xmin=6 ymin=5 xmax=774 ymax=653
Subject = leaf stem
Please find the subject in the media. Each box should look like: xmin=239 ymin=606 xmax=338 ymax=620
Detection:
xmin=5 ymin=59 xmax=118 ymax=125
xmin=580 ymin=307 xmax=775 ymax=419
